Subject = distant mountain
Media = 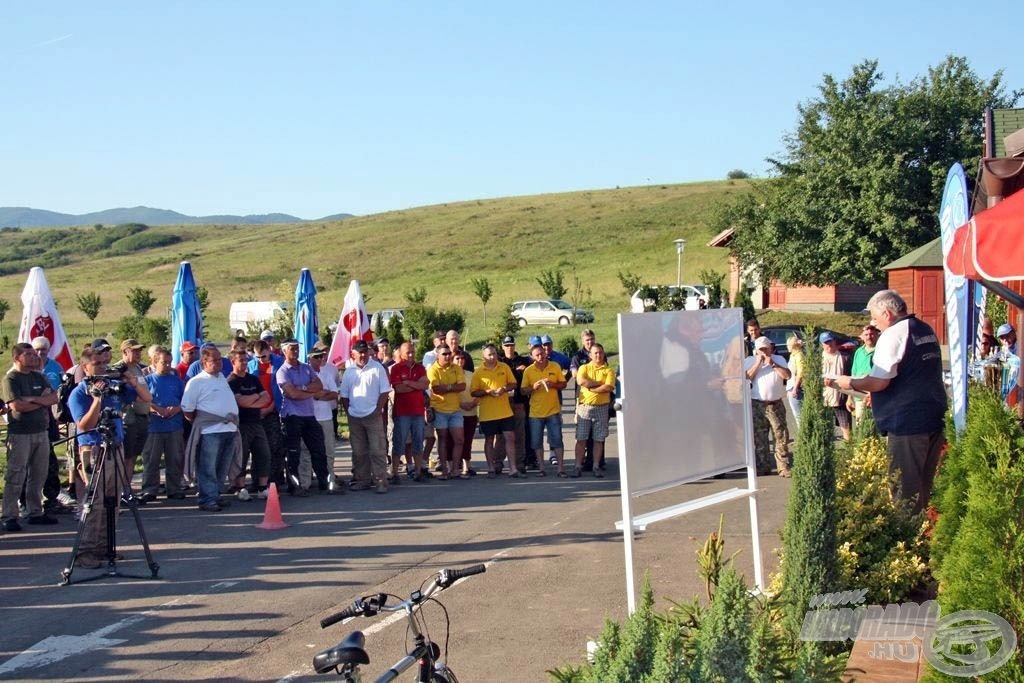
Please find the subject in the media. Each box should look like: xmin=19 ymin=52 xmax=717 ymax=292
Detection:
xmin=0 ymin=206 xmax=354 ymax=228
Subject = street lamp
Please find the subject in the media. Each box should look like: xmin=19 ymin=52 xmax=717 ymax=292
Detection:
xmin=674 ymin=238 xmax=686 ymax=288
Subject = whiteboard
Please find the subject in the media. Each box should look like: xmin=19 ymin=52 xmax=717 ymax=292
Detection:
xmin=617 ymin=309 xmax=748 ymax=495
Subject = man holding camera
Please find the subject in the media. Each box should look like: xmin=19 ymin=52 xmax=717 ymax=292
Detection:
xmin=743 ymin=336 xmax=792 ymax=477
xmin=67 ymin=347 xmax=150 ymax=567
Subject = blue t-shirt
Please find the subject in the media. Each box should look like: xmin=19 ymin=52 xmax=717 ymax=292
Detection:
xmin=185 ymin=357 xmax=233 ymax=379
xmin=145 ymin=372 xmax=185 ymax=433
xmin=68 ymin=380 xmax=137 ymax=446
xmin=276 ymin=361 xmax=318 ymax=418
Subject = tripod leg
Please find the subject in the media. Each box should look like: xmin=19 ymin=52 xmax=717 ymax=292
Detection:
xmin=114 ymin=439 xmax=161 ymax=579
xmin=60 ymin=443 xmax=106 ymax=584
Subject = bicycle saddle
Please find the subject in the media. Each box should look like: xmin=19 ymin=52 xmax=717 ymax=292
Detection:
xmin=313 ymin=630 xmax=370 ymax=673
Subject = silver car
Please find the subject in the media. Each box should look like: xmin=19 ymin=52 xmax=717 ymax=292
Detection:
xmin=510 ymin=299 xmax=594 ymax=327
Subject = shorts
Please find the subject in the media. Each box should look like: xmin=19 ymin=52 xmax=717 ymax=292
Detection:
xmin=575 ymin=403 xmax=609 ymax=441
xmin=833 ymin=405 xmax=851 ymax=431
xmin=529 ymin=414 xmax=563 ymax=451
xmin=434 ymin=410 xmax=464 ymax=430
xmin=480 ymin=416 xmax=515 ymax=437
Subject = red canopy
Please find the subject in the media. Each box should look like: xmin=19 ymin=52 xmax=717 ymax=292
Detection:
xmin=946 ymin=189 xmax=1024 ymax=281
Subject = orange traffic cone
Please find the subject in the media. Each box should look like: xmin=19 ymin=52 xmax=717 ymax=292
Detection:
xmin=256 ymin=483 xmax=288 ymax=530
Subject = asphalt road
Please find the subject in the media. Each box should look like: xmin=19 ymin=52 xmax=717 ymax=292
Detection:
xmin=0 ymin=409 xmax=792 ymax=682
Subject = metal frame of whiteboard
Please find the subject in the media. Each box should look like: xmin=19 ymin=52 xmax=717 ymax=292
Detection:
xmin=615 ymin=309 xmax=764 ymax=612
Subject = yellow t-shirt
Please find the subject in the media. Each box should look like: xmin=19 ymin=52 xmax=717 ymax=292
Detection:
xmin=521 ymin=362 xmax=566 ymax=418
xmin=471 ymin=363 xmax=515 ymax=422
xmin=577 ymin=362 xmax=616 ymax=406
xmin=427 ymin=363 xmax=465 ymax=413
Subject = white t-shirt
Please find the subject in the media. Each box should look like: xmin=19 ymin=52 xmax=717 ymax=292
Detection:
xmin=340 ymin=360 xmax=392 ymax=418
xmin=314 ymin=364 xmax=339 ymax=422
xmin=742 ymin=354 xmax=789 ymax=402
xmin=869 ymin=319 xmax=910 ymax=381
xmin=181 ymin=371 xmax=238 ymax=434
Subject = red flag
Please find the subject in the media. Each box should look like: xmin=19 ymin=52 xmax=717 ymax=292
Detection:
xmin=327 ymin=280 xmax=374 ymax=368
xmin=18 ymin=267 xmax=74 ymax=370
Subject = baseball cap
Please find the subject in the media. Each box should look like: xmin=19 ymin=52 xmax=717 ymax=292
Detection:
xmin=997 ymin=323 xmax=1014 ymax=338
xmin=376 ymin=337 xmax=389 ymax=346
xmin=120 ymin=338 xmax=144 ymax=352
xmin=540 ymin=335 xmax=553 ymax=345
xmin=91 ymin=338 xmax=112 ymax=352
xmin=818 ymin=331 xmax=837 ymax=344
xmin=30 ymin=336 xmax=51 ymax=351
xmin=753 ymin=336 xmax=772 ymax=350
xmin=307 ymin=346 xmax=326 ymax=358
xmin=502 ymin=335 xmax=515 ymax=345
xmin=260 ymin=329 xmax=275 ymax=340
xmin=180 ymin=340 xmax=198 ymax=352
xmin=528 ymin=335 xmax=542 ymax=347
xmin=281 ymin=338 xmax=299 ymax=347
xmin=352 ymin=340 xmax=370 ymax=353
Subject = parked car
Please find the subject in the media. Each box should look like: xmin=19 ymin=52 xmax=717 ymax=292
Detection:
xmin=629 ymin=285 xmax=709 ymax=313
xmin=510 ymin=299 xmax=594 ymax=327
xmin=229 ymin=301 xmax=289 ymax=335
xmin=370 ymin=308 xmax=404 ymax=331
xmin=760 ymin=325 xmax=860 ymax=362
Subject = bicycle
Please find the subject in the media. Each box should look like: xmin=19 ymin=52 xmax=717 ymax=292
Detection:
xmin=314 ymin=564 xmax=486 ymax=681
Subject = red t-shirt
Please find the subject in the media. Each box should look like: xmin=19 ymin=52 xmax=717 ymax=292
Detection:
xmin=389 ymin=361 xmax=427 ymax=417
xmin=256 ymin=361 xmax=275 ymax=409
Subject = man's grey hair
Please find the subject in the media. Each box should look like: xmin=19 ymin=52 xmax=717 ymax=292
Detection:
xmin=31 ymin=336 xmax=51 ymax=351
xmin=867 ymin=289 xmax=908 ymax=316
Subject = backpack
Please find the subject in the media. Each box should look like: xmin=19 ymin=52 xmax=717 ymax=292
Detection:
xmin=55 ymin=370 xmax=78 ymax=424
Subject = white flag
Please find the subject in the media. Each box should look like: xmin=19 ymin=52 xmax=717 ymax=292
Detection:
xmin=327 ymin=280 xmax=373 ymax=368
xmin=18 ymin=266 xmax=74 ymax=370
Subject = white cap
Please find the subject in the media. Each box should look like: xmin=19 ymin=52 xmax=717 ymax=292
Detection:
xmin=997 ymin=323 xmax=1014 ymax=338
xmin=753 ymin=336 xmax=772 ymax=350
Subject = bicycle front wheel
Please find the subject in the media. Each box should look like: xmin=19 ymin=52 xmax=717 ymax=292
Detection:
xmin=431 ymin=666 xmax=458 ymax=683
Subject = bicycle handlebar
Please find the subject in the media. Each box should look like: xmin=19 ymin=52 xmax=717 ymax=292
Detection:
xmin=320 ymin=565 xmax=486 ymax=629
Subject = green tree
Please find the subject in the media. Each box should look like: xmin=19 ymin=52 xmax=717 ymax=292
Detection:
xmin=536 ymin=269 xmax=567 ymax=299
xmin=471 ymin=277 xmax=492 ymax=325
xmin=404 ymin=286 xmax=428 ymax=305
xmin=699 ymin=269 xmax=727 ymax=309
xmin=617 ymin=270 xmax=643 ymax=298
xmin=0 ymin=297 xmax=9 ymax=341
xmin=491 ymin=301 xmax=520 ymax=343
xmin=726 ymin=169 xmax=751 ymax=180
xmin=718 ymin=56 xmax=1017 ymax=286
xmin=385 ymin=314 xmax=406 ymax=349
xmin=781 ymin=329 xmax=840 ymax=640
xmin=732 ymin=286 xmax=757 ymax=324
xmin=126 ymin=287 xmax=156 ymax=317
xmin=76 ymin=292 xmax=102 ymax=336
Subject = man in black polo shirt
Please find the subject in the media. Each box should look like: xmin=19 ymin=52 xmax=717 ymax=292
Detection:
xmin=2 ymin=343 xmax=60 ymax=530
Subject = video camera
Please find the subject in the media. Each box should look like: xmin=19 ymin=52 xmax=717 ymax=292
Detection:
xmin=84 ymin=374 xmax=127 ymax=397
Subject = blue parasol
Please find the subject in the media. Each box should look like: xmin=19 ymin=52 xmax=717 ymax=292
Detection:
xmin=294 ymin=267 xmax=320 ymax=362
xmin=171 ymin=261 xmax=204 ymax=365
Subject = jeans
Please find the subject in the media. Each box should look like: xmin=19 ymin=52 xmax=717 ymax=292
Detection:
xmin=197 ymin=431 xmax=237 ymax=506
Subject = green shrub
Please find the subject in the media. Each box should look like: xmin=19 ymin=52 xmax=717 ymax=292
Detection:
xmin=114 ymin=314 xmax=169 ymax=347
xmin=781 ymin=327 xmax=840 ymax=639
xmin=695 ymin=567 xmax=752 ymax=681
xmin=559 ymin=336 xmax=580 ymax=357
xmin=108 ymin=231 xmax=182 ymax=255
xmin=835 ymin=435 xmax=927 ymax=603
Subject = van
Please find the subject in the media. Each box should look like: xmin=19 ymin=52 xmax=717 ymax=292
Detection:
xmin=629 ymin=285 xmax=708 ymax=313
xmin=229 ymin=301 xmax=290 ymax=335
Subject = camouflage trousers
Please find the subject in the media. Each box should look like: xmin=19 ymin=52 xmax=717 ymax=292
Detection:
xmin=752 ymin=399 xmax=790 ymax=474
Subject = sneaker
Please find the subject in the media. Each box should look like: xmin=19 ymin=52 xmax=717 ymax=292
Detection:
xmin=375 ymin=481 xmax=388 ymax=494
xmin=137 ymin=492 xmax=158 ymax=504
xmin=349 ymin=481 xmax=373 ymax=491
xmin=198 ymin=502 xmax=222 ymax=512
xmin=27 ymin=514 xmax=59 ymax=525
xmin=296 ymin=487 xmax=310 ymax=497
xmin=388 ymin=474 xmax=401 ymax=485
xmin=593 ymin=469 xmax=605 ymax=479
xmin=3 ymin=519 xmax=22 ymax=532
xmin=57 ymin=490 xmax=75 ymax=506
xmin=216 ymin=498 xmax=232 ymax=508
xmin=256 ymin=488 xmax=269 ymax=500
xmin=237 ymin=488 xmax=252 ymax=502
xmin=167 ymin=492 xmax=187 ymax=500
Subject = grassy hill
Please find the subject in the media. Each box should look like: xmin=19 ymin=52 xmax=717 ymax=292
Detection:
xmin=0 ymin=180 xmax=756 ymax=354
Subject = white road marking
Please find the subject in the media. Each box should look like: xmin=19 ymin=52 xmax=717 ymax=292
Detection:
xmin=0 ymin=582 xmax=238 ymax=675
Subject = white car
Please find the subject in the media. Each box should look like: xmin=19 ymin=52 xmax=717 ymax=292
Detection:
xmin=510 ymin=299 xmax=594 ymax=327
xmin=370 ymin=308 xmax=404 ymax=331
xmin=629 ymin=285 xmax=708 ymax=313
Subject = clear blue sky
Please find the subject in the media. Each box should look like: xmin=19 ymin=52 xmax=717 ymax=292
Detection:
xmin=2 ymin=2 xmax=1021 ymax=219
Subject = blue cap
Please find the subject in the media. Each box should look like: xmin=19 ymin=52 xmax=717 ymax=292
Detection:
xmin=528 ymin=335 xmax=542 ymax=347
xmin=997 ymin=323 xmax=1014 ymax=338
xmin=540 ymin=334 xmax=553 ymax=345
xmin=818 ymin=331 xmax=836 ymax=344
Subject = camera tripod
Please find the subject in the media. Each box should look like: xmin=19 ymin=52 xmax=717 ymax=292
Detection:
xmin=60 ymin=408 xmax=160 ymax=585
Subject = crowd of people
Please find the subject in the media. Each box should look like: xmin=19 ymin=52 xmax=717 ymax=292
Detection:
xmin=1 ymin=327 xmax=616 ymax=564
